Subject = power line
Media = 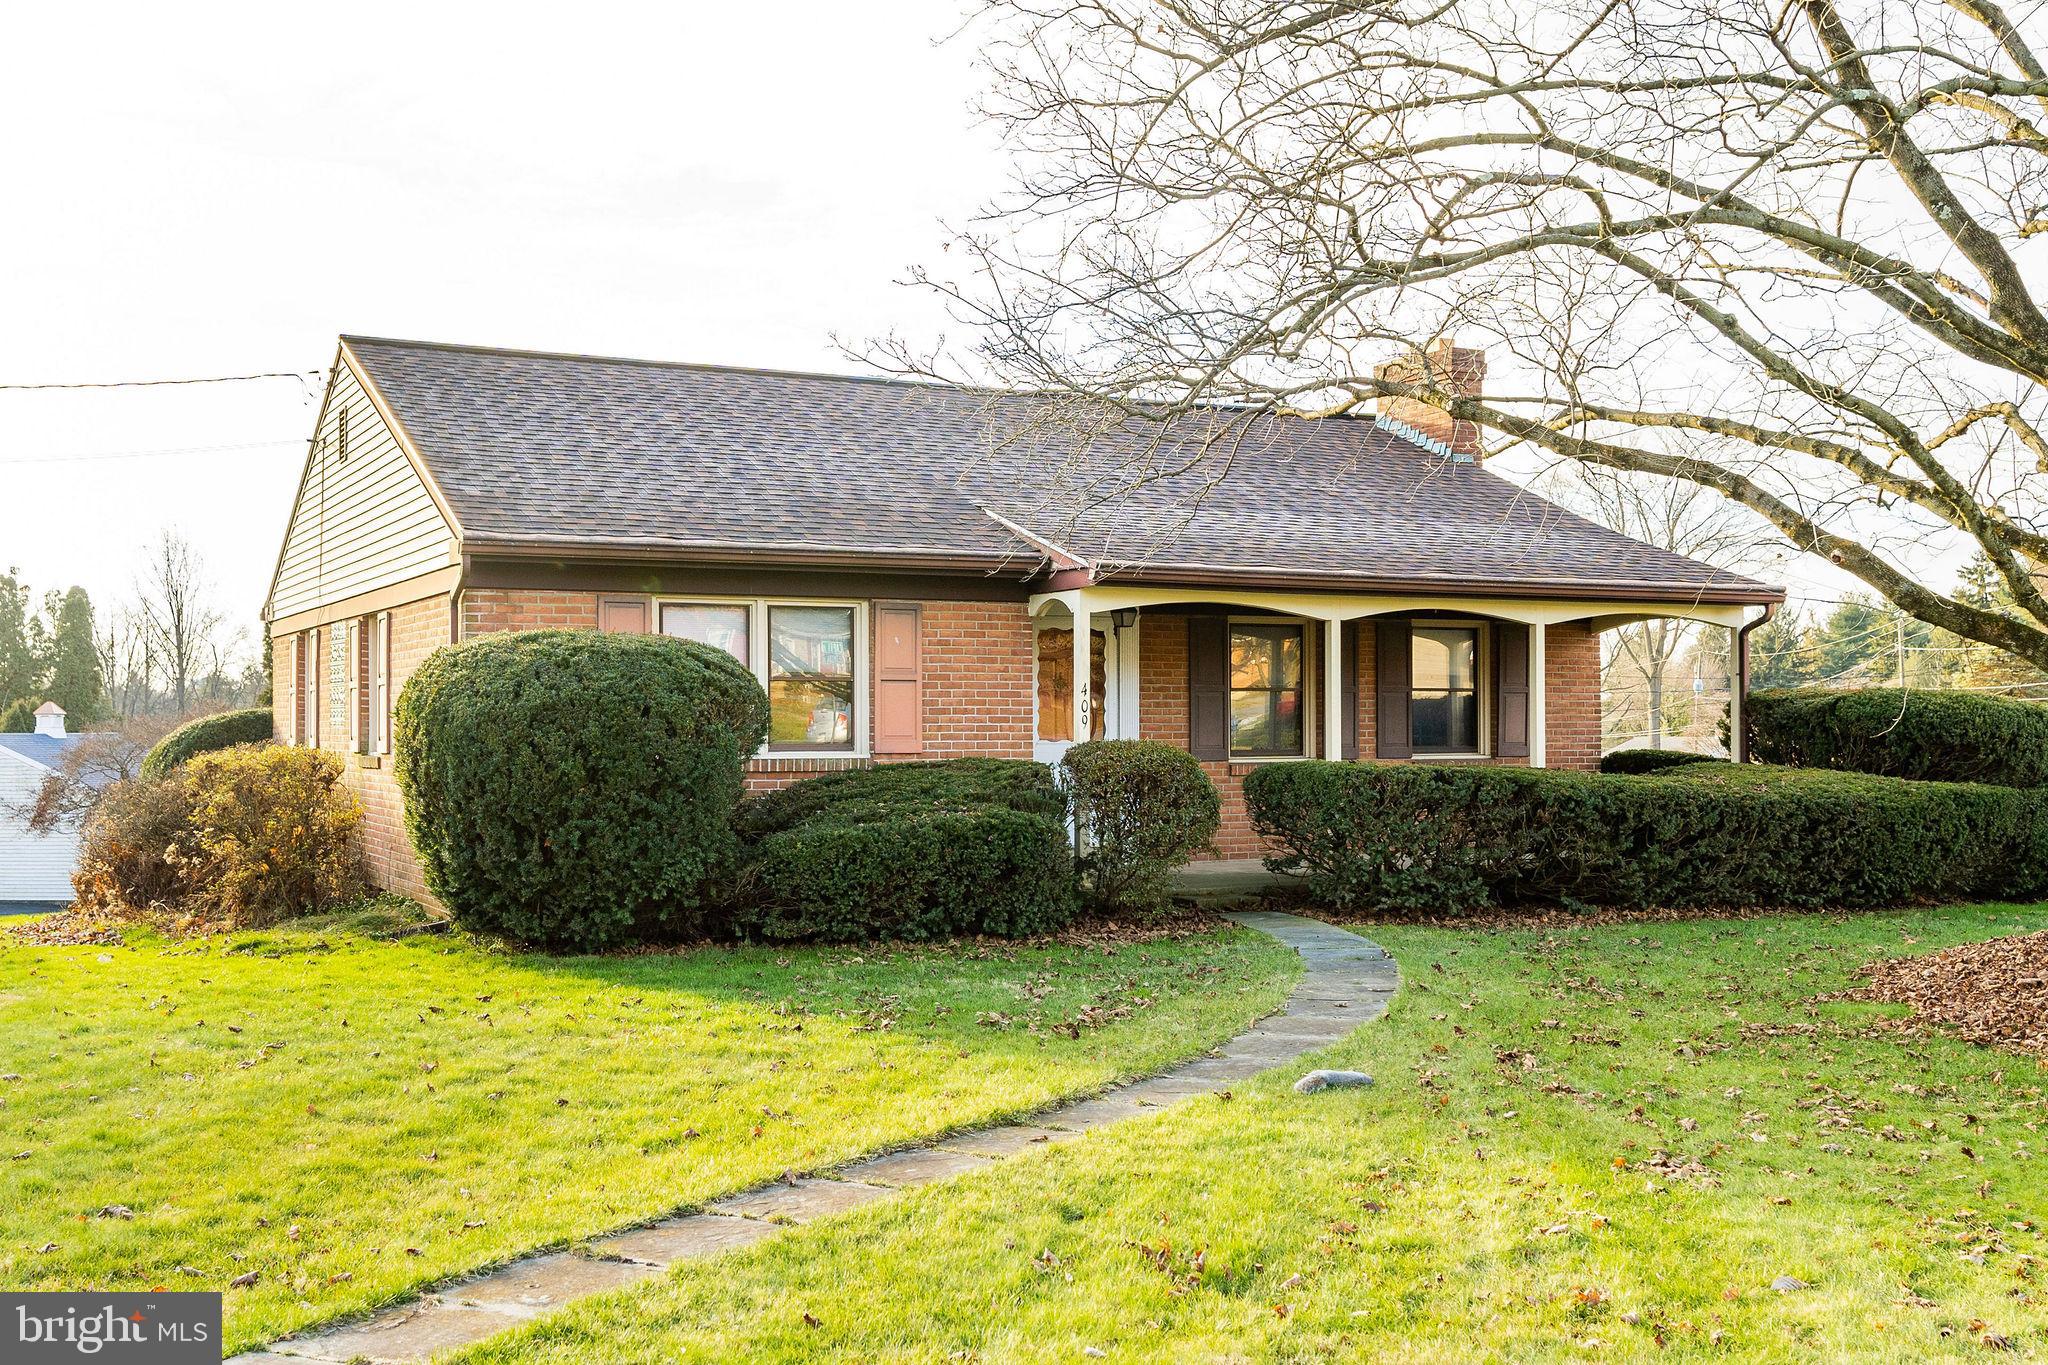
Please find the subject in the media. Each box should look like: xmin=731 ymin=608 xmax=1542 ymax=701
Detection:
xmin=0 ymin=437 xmax=303 ymax=466
xmin=0 ymin=370 xmax=323 ymax=393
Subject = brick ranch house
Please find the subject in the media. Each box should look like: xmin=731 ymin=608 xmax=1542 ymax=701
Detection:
xmin=264 ymin=336 xmax=1783 ymax=900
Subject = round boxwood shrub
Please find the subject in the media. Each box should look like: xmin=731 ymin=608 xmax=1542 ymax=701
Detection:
xmin=141 ymin=707 xmax=274 ymax=780
xmin=1060 ymin=739 xmax=1219 ymax=910
xmin=731 ymin=758 xmax=1075 ymax=942
xmin=1598 ymin=747 xmax=1718 ymax=776
xmin=394 ymin=630 xmax=769 ymax=950
xmin=1747 ymin=687 xmax=2048 ymax=787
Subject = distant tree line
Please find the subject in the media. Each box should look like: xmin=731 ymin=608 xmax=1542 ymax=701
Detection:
xmin=0 ymin=529 xmax=264 ymax=733
xmin=1750 ymin=554 xmax=2048 ymax=697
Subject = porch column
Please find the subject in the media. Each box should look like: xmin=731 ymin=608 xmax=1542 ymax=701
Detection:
xmin=1528 ymin=622 xmax=1548 ymax=769
xmin=1729 ymin=622 xmax=1745 ymax=762
xmin=1323 ymin=617 xmax=1346 ymax=760
xmin=1071 ymin=593 xmax=1092 ymax=747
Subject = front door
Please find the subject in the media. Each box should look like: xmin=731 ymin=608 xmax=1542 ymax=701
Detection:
xmin=1033 ymin=618 xmax=1115 ymax=765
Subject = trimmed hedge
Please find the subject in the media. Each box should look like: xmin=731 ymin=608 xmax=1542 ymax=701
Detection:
xmin=394 ymin=630 xmax=769 ymax=951
xmin=1598 ymin=747 xmax=1718 ymax=775
xmin=1748 ymin=687 xmax=2048 ymax=788
xmin=733 ymin=758 xmax=1075 ymax=941
xmin=735 ymin=757 xmax=1064 ymax=839
xmin=141 ymin=707 xmax=274 ymax=780
xmin=1245 ymin=759 xmax=2048 ymax=912
xmin=1061 ymin=739 xmax=1219 ymax=910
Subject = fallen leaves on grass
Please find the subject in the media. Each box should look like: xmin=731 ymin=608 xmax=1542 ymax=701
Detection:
xmin=1850 ymin=931 xmax=2048 ymax=1055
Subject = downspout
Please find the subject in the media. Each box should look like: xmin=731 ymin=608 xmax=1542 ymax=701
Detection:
xmin=1734 ymin=602 xmax=1775 ymax=763
xmin=447 ymin=550 xmax=468 ymax=645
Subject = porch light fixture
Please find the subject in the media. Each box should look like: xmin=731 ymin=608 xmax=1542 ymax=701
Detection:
xmin=1112 ymin=608 xmax=1139 ymax=630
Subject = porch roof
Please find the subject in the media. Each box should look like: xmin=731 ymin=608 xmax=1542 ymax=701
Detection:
xmin=342 ymin=335 xmax=1782 ymax=607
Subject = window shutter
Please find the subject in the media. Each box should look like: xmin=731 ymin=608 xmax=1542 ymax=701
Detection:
xmin=873 ymin=602 xmax=923 ymax=754
xmin=1374 ymin=619 xmax=1412 ymax=759
xmin=1496 ymin=621 xmax=1531 ymax=758
xmin=1188 ymin=616 xmax=1228 ymax=760
xmin=1341 ymin=621 xmax=1360 ymax=760
xmin=347 ymin=619 xmax=362 ymax=753
xmin=598 ymin=597 xmax=649 ymax=633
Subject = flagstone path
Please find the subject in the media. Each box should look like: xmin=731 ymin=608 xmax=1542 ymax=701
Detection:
xmin=230 ymin=910 xmax=1396 ymax=1364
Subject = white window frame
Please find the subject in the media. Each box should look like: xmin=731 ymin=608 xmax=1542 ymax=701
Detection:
xmin=1225 ymin=614 xmax=1317 ymax=762
xmin=300 ymin=629 xmax=320 ymax=749
xmin=655 ymin=595 xmax=868 ymax=758
xmin=1409 ymin=618 xmax=1491 ymax=759
xmin=371 ymin=611 xmax=392 ymax=756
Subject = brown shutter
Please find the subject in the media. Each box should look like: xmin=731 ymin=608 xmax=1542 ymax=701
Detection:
xmin=1340 ymin=620 xmax=1360 ymax=760
xmin=292 ymin=634 xmax=306 ymax=746
xmin=1495 ymin=621 xmax=1531 ymax=758
xmin=1188 ymin=616 xmax=1229 ymax=760
xmin=598 ymin=597 xmax=650 ymax=633
xmin=1375 ymin=618 xmax=1412 ymax=759
xmin=873 ymin=602 xmax=923 ymax=754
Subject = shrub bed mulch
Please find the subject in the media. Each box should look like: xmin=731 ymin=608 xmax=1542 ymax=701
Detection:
xmin=1850 ymin=930 xmax=2048 ymax=1056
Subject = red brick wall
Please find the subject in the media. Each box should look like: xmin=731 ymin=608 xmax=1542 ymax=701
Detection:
xmin=460 ymin=589 xmax=600 ymax=635
xmin=1545 ymin=621 xmax=1602 ymax=771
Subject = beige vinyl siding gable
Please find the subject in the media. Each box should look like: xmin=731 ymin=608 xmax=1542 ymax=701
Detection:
xmin=269 ymin=359 xmax=455 ymax=620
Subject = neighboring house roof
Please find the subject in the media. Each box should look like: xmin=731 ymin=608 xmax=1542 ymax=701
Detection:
xmin=340 ymin=335 xmax=1781 ymax=604
xmin=0 ymin=733 xmax=118 ymax=788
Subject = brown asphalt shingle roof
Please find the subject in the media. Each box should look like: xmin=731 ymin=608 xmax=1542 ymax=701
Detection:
xmin=343 ymin=336 xmax=1780 ymax=602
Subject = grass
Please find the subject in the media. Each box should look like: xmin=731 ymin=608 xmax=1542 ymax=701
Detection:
xmin=454 ymin=903 xmax=2048 ymax=1363
xmin=0 ymin=912 xmax=1297 ymax=1355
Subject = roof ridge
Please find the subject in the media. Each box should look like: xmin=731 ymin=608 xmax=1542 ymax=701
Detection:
xmin=341 ymin=335 xmax=969 ymax=392
xmin=339 ymin=336 xmax=1399 ymax=428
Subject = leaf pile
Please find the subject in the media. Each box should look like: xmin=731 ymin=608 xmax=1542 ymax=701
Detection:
xmin=1854 ymin=930 xmax=2048 ymax=1054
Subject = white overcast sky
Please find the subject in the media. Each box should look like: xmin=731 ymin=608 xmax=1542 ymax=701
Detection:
xmin=4 ymin=1 xmax=1864 ymax=645
xmin=0 ymin=2 xmax=999 ymax=636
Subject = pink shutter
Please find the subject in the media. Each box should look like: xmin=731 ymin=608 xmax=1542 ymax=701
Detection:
xmin=873 ymin=603 xmax=923 ymax=754
xmin=599 ymin=597 xmax=650 ymax=633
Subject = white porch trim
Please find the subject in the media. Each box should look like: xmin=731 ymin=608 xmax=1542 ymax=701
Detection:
xmin=1029 ymin=584 xmax=1750 ymax=630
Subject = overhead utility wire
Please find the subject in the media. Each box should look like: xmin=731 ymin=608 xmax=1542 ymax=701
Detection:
xmin=0 ymin=370 xmax=323 ymax=392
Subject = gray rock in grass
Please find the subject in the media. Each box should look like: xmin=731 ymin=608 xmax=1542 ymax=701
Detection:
xmin=1293 ymin=1069 xmax=1374 ymax=1094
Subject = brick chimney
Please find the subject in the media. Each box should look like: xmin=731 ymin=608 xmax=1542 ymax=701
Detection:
xmin=32 ymin=702 xmax=66 ymax=738
xmin=1374 ymin=339 xmax=1487 ymax=461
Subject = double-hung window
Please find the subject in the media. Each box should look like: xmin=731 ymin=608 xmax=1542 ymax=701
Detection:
xmin=1411 ymin=625 xmax=1481 ymax=754
xmin=659 ymin=599 xmax=861 ymax=753
xmin=1228 ymin=622 xmax=1305 ymax=757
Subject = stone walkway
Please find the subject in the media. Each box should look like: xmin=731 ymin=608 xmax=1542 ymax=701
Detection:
xmin=230 ymin=911 xmax=1396 ymax=1364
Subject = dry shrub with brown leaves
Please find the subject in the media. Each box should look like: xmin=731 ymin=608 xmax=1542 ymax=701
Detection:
xmin=72 ymin=744 xmax=364 ymax=930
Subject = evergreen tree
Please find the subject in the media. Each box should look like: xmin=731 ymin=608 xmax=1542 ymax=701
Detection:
xmin=0 ymin=571 xmax=34 ymax=709
xmin=0 ymin=698 xmax=34 ymax=733
xmin=40 ymin=587 xmax=103 ymax=725
xmin=1747 ymin=610 xmax=1815 ymax=689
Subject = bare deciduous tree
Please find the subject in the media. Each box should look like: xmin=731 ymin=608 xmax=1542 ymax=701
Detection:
xmin=134 ymin=529 xmax=230 ymax=715
xmin=913 ymin=0 xmax=2048 ymax=663
xmin=1543 ymin=469 xmax=1763 ymax=746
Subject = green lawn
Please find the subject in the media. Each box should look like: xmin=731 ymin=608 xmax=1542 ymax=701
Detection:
xmin=0 ymin=908 xmax=1297 ymax=1355
xmin=455 ymin=904 xmax=2048 ymax=1363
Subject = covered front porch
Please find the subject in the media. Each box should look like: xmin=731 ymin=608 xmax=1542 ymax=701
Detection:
xmin=1027 ymin=581 xmax=1759 ymax=773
